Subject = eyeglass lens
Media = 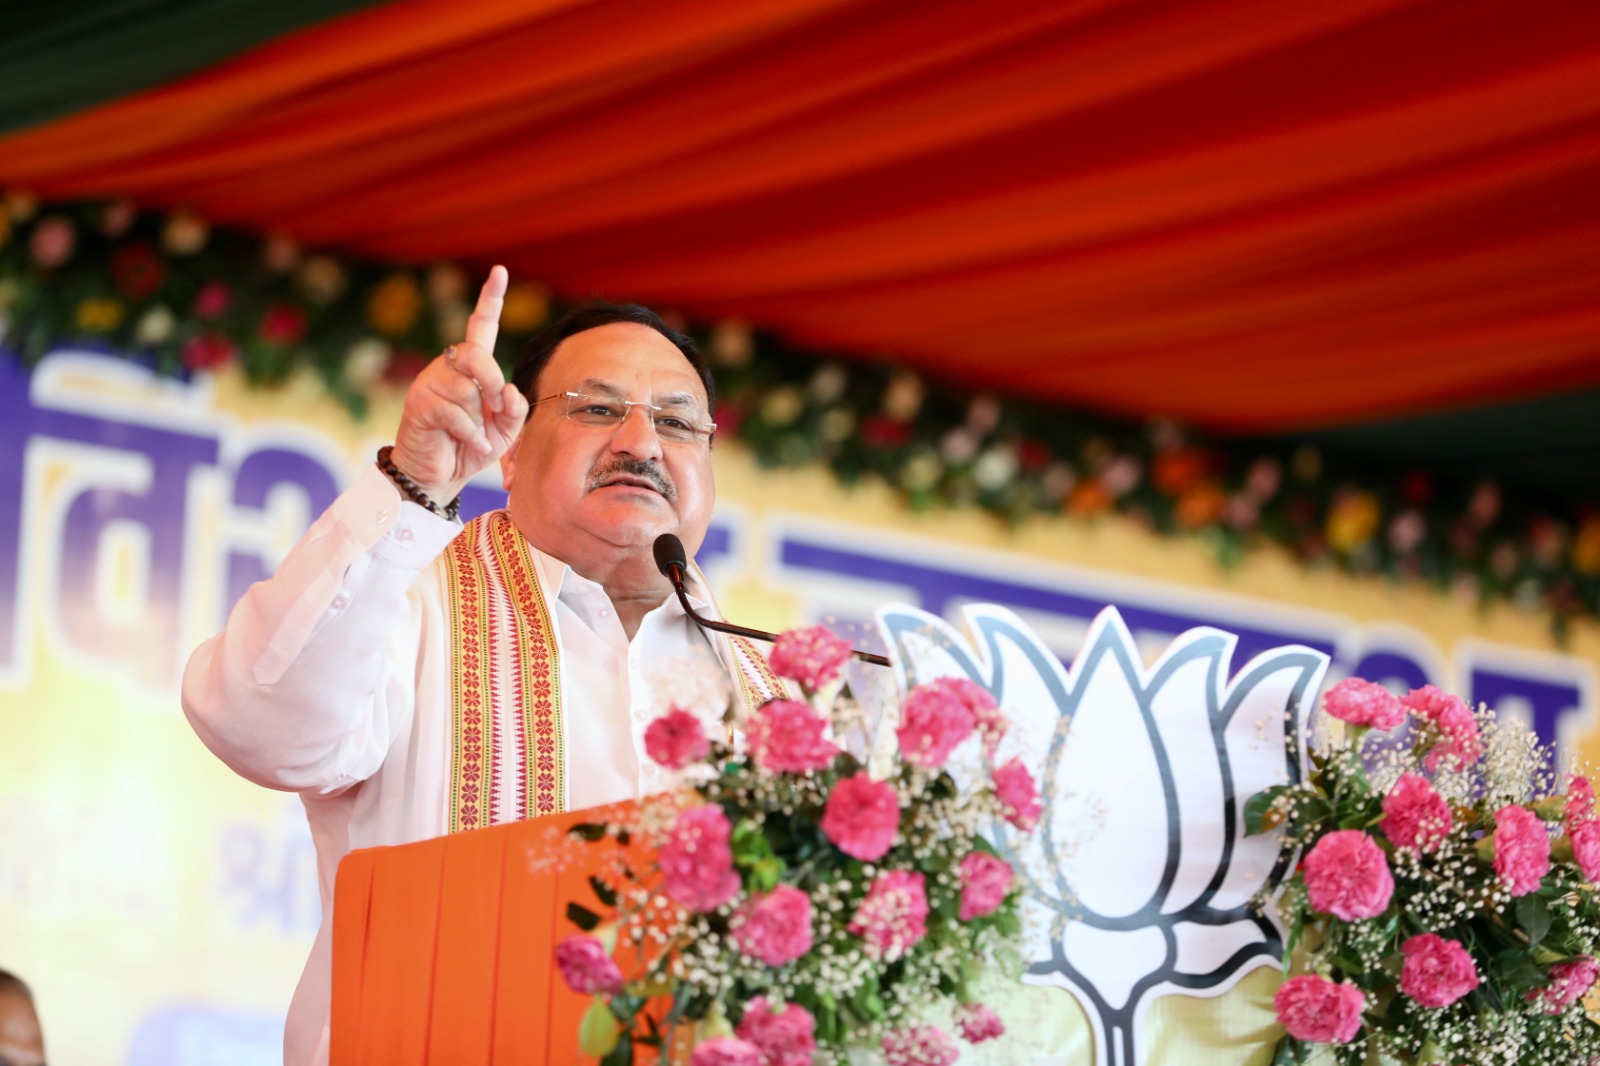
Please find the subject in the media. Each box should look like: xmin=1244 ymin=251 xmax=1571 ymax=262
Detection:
xmin=564 ymin=392 xmax=711 ymax=443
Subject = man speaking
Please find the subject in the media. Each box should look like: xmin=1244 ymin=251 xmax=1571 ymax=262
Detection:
xmin=182 ymin=268 xmax=785 ymax=1065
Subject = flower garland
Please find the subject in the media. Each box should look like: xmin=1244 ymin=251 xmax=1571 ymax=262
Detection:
xmin=2 ymin=193 xmax=1596 ymax=638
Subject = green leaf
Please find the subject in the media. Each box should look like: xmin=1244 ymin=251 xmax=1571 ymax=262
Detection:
xmin=570 ymin=822 xmax=608 ymax=842
xmin=1245 ymin=787 xmax=1290 ymax=836
xmin=752 ymin=858 xmax=783 ymax=892
xmin=579 ymin=997 xmax=622 ymax=1058
xmin=589 ymin=875 xmax=618 ymax=909
xmin=817 ymin=1005 xmax=839 ymax=1044
xmin=566 ymin=901 xmax=601 ymax=932
xmin=599 ymin=1035 xmax=634 ymax=1066
xmin=1297 ymin=795 xmax=1333 ymax=825
xmin=1516 ymin=895 xmax=1552 ymax=947
xmin=609 ymin=993 xmax=643 ymax=1027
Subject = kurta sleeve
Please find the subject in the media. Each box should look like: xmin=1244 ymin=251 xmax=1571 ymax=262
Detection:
xmin=182 ymin=463 xmax=464 ymax=793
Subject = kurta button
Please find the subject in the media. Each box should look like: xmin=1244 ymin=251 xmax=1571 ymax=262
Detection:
xmin=396 ymin=528 xmax=414 ymax=542
xmin=331 ymin=594 xmax=349 ymax=610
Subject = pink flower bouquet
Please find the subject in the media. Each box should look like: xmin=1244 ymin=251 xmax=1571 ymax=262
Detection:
xmin=559 ymin=624 xmax=1036 ymax=1063
xmin=1247 ymin=680 xmax=1600 ymax=1064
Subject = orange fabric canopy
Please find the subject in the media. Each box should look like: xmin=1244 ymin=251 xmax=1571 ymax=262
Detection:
xmin=4 ymin=0 xmax=1599 ymax=431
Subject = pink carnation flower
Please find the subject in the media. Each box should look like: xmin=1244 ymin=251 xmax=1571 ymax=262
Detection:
xmin=1322 ymin=677 xmax=1406 ymax=731
xmin=1401 ymin=684 xmax=1483 ymax=771
xmin=1379 ymin=773 xmax=1452 ymax=853
xmin=768 ymin=625 xmax=852 ymax=691
xmin=736 ymin=997 xmax=816 ymax=1066
xmin=1571 ymin=820 xmax=1600 ymax=883
xmin=732 ymin=885 xmax=814 ymax=966
xmin=954 ymin=1003 xmax=1005 ymax=1043
xmin=993 ymin=757 xmax=1042 ymax=831
xmin=660 ymin=804 xmax=741 ymax=912
xmin=897 ymin=678 xmax=981 ymax=768
xmin=1529 ymin=956 xmax=1600 ymax=1014
xmin=1302 ymin=830 xmax=1393 ymax=920
xmin=1399 ymin=933 xmax=1479 ymax=1008
xmin=644 ymin=707 xmax=711 ymax=770
xmin=926 ymin=677 xmax=1005 ymax=755
xmin=1273 ymin=974 xmax=1365 ymax=1044
xmin=821 ymin=773 xmax=900 ymax=861
xmin=1568 ymin=775 xmax=1596 ymax=826
xmin=553 ymin=934 xmax=623 ymax=996
xmin=848 ymin=870 xmax=929 ymax=961
xmin=958 ymin=851 xmax=1014 ymax=921
xmin=881 ymin=1024 xmax=960 ymax=1066
xmin=748 ymin=699 xmax=840 ymax=774
xmin=690 ymin=1035 xmax=763 ymax=1066
xmin=1492 ymin=804 xmax=1551 ymax=897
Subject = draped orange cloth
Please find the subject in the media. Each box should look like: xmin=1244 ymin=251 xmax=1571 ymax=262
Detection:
xmin=4 ymin=0 xmax=1600 ymax=430
xmin=331 ymin=802 xmax=654 ymax=1065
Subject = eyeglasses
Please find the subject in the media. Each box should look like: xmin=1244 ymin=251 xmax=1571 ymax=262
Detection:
xmin=531 ymin=390 xmax=716 ymax=445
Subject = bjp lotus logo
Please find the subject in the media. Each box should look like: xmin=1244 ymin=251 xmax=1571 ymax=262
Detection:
xmin=877 ymin=604 xmax=1327 ymax=1066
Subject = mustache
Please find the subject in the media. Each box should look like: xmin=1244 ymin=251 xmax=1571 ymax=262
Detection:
xmin=587 ymin=457 xmax=677 ymax=499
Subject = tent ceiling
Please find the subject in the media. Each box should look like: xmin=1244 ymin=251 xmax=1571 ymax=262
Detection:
xmin=2 ymin=0 xmax=1599 ymax=446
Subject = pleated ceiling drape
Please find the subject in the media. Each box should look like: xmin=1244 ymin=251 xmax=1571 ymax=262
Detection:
xmin=3 ymin=0 xmax=1598 ymax=432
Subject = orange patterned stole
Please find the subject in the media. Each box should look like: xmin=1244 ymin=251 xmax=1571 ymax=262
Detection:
xmin=443 ymin=512 xmax=564 ymax=834
xmin=727 ymin=633 xmax=789 ymax=713
xmin=442 ymin=518 xmax=791 ymax=834
xmin=687 ymin=560 xmax=791 ymax=716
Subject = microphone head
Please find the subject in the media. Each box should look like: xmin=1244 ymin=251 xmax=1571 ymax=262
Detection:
xmin=652 ymin=533 xmax=688 ymax=580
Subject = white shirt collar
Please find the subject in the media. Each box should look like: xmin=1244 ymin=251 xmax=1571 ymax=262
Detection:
xmin=526 ymin=541 xmax=718 ymax=622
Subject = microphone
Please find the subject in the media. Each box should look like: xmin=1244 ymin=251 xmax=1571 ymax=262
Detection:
xmin=653 ymin=533 xmax=889 ymax=666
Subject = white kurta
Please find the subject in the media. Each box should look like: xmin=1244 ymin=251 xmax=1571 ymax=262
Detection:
xmin=182 ymin=464 xmax=747 ymax=1066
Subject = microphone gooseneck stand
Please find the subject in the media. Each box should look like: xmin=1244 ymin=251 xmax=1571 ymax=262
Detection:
xmin=652 ymin=533 xmax=891 ymax=667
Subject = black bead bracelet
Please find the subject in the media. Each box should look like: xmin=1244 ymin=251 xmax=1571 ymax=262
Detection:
xmin=376 ymin=446 xmax=462 ymax=522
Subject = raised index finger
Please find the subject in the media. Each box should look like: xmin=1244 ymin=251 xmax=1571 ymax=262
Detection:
xmin=464 ymin=265 xmax=508 ymax=354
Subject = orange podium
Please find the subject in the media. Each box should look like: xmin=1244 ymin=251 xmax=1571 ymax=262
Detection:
xmin=331 ymin=802 xmax=648 ymax=1065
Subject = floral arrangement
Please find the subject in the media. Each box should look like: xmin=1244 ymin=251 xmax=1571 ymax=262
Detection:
xmin=552 ymin=625 xmax=1039 ymax=1065
xmin=1247 ymin=678 xmax=1600 ymax=1065
xmin=3 ymin=191 xmax=1597 ymax=638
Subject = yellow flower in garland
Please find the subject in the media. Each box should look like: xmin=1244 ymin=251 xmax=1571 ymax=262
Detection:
xmin=75 ymin=296 xmax=125 ymax=333
xmin=1325 ymin=490 xmax=1382 ymax=554
xmin=1175 ymin=482 xmax=1227 ymax=529
xmin=1572 ymin=516 xmax=1600 ymax=576
xmin=367 ymin=272 xmax=423 ymax=337
xmin=501 ymin=281 xmax=550 ymax=333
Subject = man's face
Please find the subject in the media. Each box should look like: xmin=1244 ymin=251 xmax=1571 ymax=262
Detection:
xmin=0 ymin=991 xmax=44 ymax=1066
xmin=503 ymin=322 xmax=715 ymax=564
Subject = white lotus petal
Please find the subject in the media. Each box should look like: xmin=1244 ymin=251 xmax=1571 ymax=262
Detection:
xmin=1062 ymin=923 xmax=1168 ymax=1013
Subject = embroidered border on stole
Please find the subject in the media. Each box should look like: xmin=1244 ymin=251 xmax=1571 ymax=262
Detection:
xmin=685 ymin=560 xmax=790 ymax=715
xmin=489 ymin=513 xmax=565 ymax=818
xmin=729 ymin=634 xmax=788 ymax=712
xmin=444 ymin=513 xmax=565 ymax=833
xmin=444 ymin=519 xmax=492 ymax=833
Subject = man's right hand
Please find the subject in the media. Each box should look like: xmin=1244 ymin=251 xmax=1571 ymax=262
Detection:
xmin=389 ymin=265 xmax=531 ymax=506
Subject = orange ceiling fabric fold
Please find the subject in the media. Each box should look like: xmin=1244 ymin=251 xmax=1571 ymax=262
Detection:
xmin=2 ymin=0 xmax=1598 ymax=431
